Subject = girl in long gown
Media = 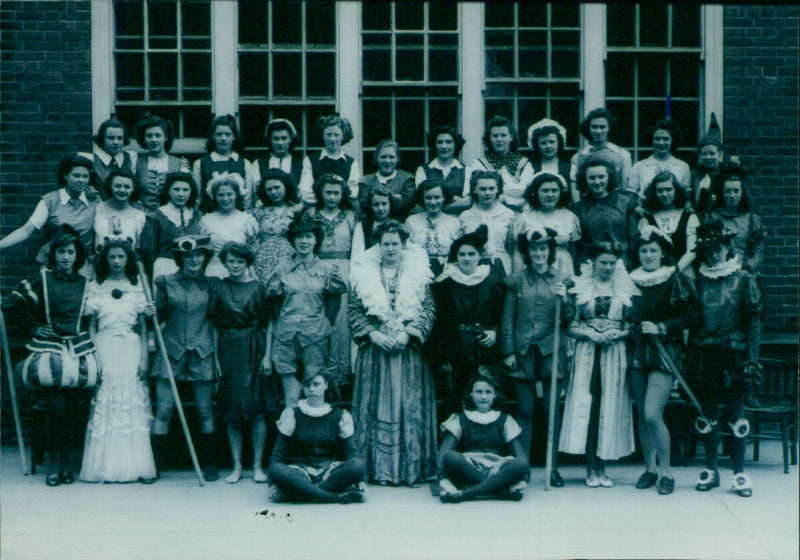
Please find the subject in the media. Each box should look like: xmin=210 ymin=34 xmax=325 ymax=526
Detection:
xmin=80 ymin=239 xmax=157 ymax=483
xmin=349 ymin=221 xmax=437 ymax=486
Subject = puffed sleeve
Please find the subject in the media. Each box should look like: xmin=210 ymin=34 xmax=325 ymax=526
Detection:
xmin=740 ymin=271 xmax=762 ymax=362
xmin=275 ymin=407 xmax=297 ymax=437
xmin=338 ymin=409 xmax=355 ymax=439
xmin=745 ymin=213 xmax=765 ymax=274
xmin=503 ymin=414 xmax=523 ymax=443
xmin=663 ymin=271 xmax=700 ymax=337
xmin=569 ymin=210 xmax=582 ymax=242
xmin=440 ymin=413 xmax=463 ymax=440
xmin=324 ymin=262 xmax=347 ymax=295
xmin=132 ymin=282 xmax=147 ymax=314
xmin=348 ymin=290 xmax=376 ymax=343
xmin=404 ymin=285 xmax=436 ymax=344
xmin=244 ymin=214 xmax=259 ymax=248
xmin=83 ymin=281 xmax=101 ymax=316
xmin=265 ymin=269 xmax=284 ymax=298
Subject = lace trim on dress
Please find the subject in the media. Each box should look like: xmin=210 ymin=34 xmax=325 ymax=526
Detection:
xmin=629 ymin=265 xmax=676 ymax=287
xmin=297 ymin=399 xmax=332 ymax=417
xmin=463 ymin=409 xmax=501 ymax=425
xmin=569 ymin=258 xmax=640 ymax=306
xmin=698 ymin=255 xmax=742 ymax=279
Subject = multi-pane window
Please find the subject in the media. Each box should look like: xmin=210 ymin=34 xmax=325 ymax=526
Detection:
xmin=113 ymin=0 xmax=213 ymax=141
xmin=484 ymin=3 xmax=582 ymax=155
xmin=606 ymin=4 xmax=702 ymax=162
xmin=237 ymin=1 xmax=337 ymax=157
xmin=361 ymin=2 xmax=459 ymax=172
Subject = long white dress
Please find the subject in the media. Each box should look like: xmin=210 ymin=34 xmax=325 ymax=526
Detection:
xmin=79 ymin=279 xmax=157 ymax=482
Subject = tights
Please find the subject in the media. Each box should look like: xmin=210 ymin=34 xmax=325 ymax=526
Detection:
xmin=441 ymin=451 xmax=529 ymax=500
xmin=629 ymin=369 xmax=673 ymax=477
xmin=512 ymin=378 xmax=563 ymax=467
xmin=152 ymin=379 xmax=215 ymax=434
xmin=268 ymin=458 xmax=366 ymax=503
xmin=45 ymin=388 xmax=80 ymax=472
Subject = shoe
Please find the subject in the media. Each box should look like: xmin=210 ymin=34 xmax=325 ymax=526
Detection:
xmin=636 ymin=471 xmax=659 ymax=489
xmin=657 ymin=476 xmax=675 ymax=495
xmin=59 ymin=471 xmax=75 ymax=485
xmin=695 ymin=469 xmax=720 ymax=491
xmin=202 ymin=433 xmax=219 ymax=482
xmin=138 ymin=476 xmax=157 ymax=485
xmin=204 ymin=464 xmax=219 ymax=482
xmin=550 ymin=470 xmax=565 ymax=488
xmin=46 ymin=473 xmax=61 ymax=487
xmin=586 ymin=472 xmax=600 ymax=488
xmin=597 ymin=472 xmax=613 ymax=488
xmin=737 ymin=487 xmax=753 ymax=498
xmin=732 ymin=473 xmax=753 ymax=497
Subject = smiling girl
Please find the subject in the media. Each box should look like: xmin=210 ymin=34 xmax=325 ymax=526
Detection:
xmin=93 ymin=169 xmax=146 ymax=250
xmin=133 ymin=116 xmax=190 ymax=212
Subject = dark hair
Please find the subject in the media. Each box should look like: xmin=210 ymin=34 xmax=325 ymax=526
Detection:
xmin=302 ymin=371 xmax=340 ymax=404
xmin=312 ymin=173 xmax=354 ymax=211
xmin=696 ymin=238 xmax=734 ymax=263
xmin=317 ymin=115 xmax=354 ymax=146
xmin=641 ymin=171 xmax=687 ymax=212
xmin=287 ymin=220 xmax=324 ymax=254
xmin=95 ymin=238 xmax=139 ymax=285
xmin=363 ymin=185 xmax=394 ymax=221
xmin=160 ymin=171 xmax=199 ymax=208
xmin=135 ymin=115 xmax=176 ymax=152
xmin=529 ymin=125 xmax=565 ymax=155
xmin=482 ymin=116 xmax=519 ymax=153
xmin=373 ymin=139 xmax=401 ymax=168
xmin=576 ymin=156 xmax=618 ymax=196
xmin=57 ymin=153 xmax=93 ymax=186
xmin=205 ymin=114 xmax=245 ymax=154
xmin=173 ymin=246 xmax=212 ymax=270
xmin=427 ymin=125 xmax=465 ymax=158
xmin=524 ymin=173 xmax=569 ymax=209
xmin=462 ymin=375 xmax=503 ymax=411
xmin=716 ymin=174 xmax=752 ymax=213
xmin=633 ymin=234 xmax=676 ymax=268
xmin=102 ymin=169 xmax=138 ymax=201
xmin=371 ymin=219 xmax=410 ymax=246
xmin=469 ymin=170 xmax=504 ymax=201
xmin=647 ymin=118 xmax=681 ymax=152
xmin=265 ymin=118 xmax=300 ymax=151
xmin=219 ymin=241 xmax=255 ymax=267
xmin=517 ymin=232 xmax=557 ymax=267
xmin=579 ymin=108 xmax=616 ymax=142
xmin=416 ymin=178 xmax=453 ymax=207
xmin=46 ymin=224 xmax=87 ymax=272
xmin=257 ymin=169 xmax=298 ymax=207
xmin=587 ymin=237 xmax=625 ymax=260
xmin=94 ymin=118 xmax=130 ymax=148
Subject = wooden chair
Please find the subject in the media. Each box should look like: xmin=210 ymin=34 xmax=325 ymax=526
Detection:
xmin=745 ymin=357 xmax=798 ymax=473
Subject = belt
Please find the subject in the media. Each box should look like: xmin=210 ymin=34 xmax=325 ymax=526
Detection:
xmin=585 ymin=318 xmax=623 ymax=332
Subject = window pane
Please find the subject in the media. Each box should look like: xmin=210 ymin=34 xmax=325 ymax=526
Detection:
xmin=485 ymin=100 xmax=514 ymax=121
xmin=182 ymin=1 xmax=210 ymax=48
xmin=396 ymin=49 xmax=424 ymax=81
xmin=639 ymin=101 xmax=669 ymax=135
xmin=272 ymin=2 xmax=301 ymax=46
xmin=273 ymin=53 xmax=302 ymax=97
xmin=306 ymin=2 xmax=335 ymax=46
xmin=148 ymin=2 xmax=177 ymax=49
xmin=552 ymin=30 xmax=580 ymax=78
xmin=395 ymin=1 xmax=424 ymax=30
xmin=116 ymin=53 xmax=145 ymax=97
xmin=671 ymin=54 xmax=700 ymax=98
xmin=362 ymin=2 xmax=390 ymax=31
xmin=429 ymin=100 xmax=458 ymax=129
xmin=429 ymin=47 xmax=457 ymax=82
xmin=485 ymin=83 xmax=515 ymax=98
xmin=239 ymin=53 xmax=269 ymax=96
xmin=638 ymin=53 xmax=667 ymax=97
xmin=238 ymin=0 xmax=267 ymax=44
xmin=519 ymin=99 xmax=547 ymax=133
xmin=182 ymin=106 xmax=213 ymax=138
xmin=239 ymin=105 xmax=272 ymax=149
xmin=551 ymin=4 xmax=580 ymax=28
xmin=606 ymin=53 xmax=635 ymax=98
xmin=485 ymin=3 xmax=513 ymax=28
xmin=428 ymin=2 xmax=457 ymax=31
xmin=395 ymin=100 xmax=424 ymax=146
xmin=183 ymin=53 xmax=211 ymax=89
xmin=363 ymin=49 xmax=392 ymax=81
xmin=519 ymin=31 xmax=547 ymax=78
xmin=607 ymin=5 xmax=634 ymax=47
xmin=640 ymin=3 xmax=668 ymax=47
xmin=606 ymin=100 xmax=634 ymax=148
xmin=306 ymin=53 xmax=335 ymax=97
xmin=149 ymin=53 xmax=177 ymax=89
xmin=115 ymin=3 xmax=143 ymax=49
xmin=362 ymin=100 xmax=392 ymax=147
xmin=550 ymin=99 xmax=581 ymax=149
xmin=672 ymin=5 xmax=701 ymax=48
xmin=669 ymin=101 xmax=699 ymax=149
xmin=518 ymin=4 xmax=547 ymax=28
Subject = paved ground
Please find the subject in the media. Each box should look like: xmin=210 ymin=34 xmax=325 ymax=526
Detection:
xmin=1 ymin=441 xmax=797 ymax=560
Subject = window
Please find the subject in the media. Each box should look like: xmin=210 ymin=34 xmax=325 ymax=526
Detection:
xmin=361 ymin=1 xmax=459 ymax=172
xmin=484 ymin=3 xmax=582 ymax=154
xmin=237 ymin=0 xmax=337 ymax=157
xmin=606 ymin=4 xmax=702 ymax=162
xmin=113 ymin=0 xmax=213 ymax=141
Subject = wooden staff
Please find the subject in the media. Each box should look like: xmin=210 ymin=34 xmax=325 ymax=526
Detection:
xmin=544 ymin=262 xmax=566 ymax=491
xmin=0 ymin=310 xmax=30 ymax=475
xmin=137 ymin=262 xmax=205 ymax=486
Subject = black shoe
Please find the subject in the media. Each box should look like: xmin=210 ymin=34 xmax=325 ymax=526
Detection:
xmin=59 ymin=471 xmax=75 ymax=485
xmin=657 ymin=476 xmax=675 ymax=495
xmin=636 ymin=471 xmax=659 ymax=489
xmin=695 ymin=469 xmax=720 ymax=492
xmin=550 ymin=470 xmax=565 ymax=488
xmin=46 ymin=473 xmax=61 ymax=487
xmin=202 ymin=433 xmax=219 ymax=482
xmin=204 ymin=463 xmax=219 ymax=482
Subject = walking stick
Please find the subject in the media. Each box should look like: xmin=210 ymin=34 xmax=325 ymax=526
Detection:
xmin=0 ymin=310 xmax=30 ymax=475
xmin=544 ymin=263 xmax=565 ymax=491
xmin=137 ymin=262 xmax=205 ymax=486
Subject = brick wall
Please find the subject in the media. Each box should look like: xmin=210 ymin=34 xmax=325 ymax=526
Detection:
xmin=0 ymin=1 xmax=93 ymax=318
xmin=724 ymin=5 xmax=799 ymax=334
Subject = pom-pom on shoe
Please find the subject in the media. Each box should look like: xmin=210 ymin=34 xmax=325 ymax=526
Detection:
xmin=732 ymin=473 xmax=753 ymax=498
xmin=695 ymin=468 xmax=720 ymax=491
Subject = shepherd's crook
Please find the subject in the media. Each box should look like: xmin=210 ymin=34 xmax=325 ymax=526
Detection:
xmin=1 ymin=310 xmax=30 ymax=475
xmin=544 ymin=265 xmax=565 ymax=491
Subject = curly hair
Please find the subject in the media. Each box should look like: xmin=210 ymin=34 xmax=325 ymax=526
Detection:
xmin=371 ymin=219 xmax=410 ymax=246
xmin=205 ymin=114 xmax=245 ymax=154
xmin=462 ymin=375 xmax=504 ymax=411
xmin=219 ymin=241 xmax=255 ymax=267
xmin=317 ymin=115 xmax=354 ymax=146
xmin=134 ymin=115 xmax=176 ymax=152
xmin=579 ymin=108 xmax=616 ymax=142
xmin=528 ymin=124 xmax=565 ymax=155
xmin=159 ymin=172 xmax=199 ymax=208
xmin=632 ymin=232 xmax=676 ymax=268
xmin=257 ymin=168 xmax=298 ymax=207
xmin=103 ymin=169 xmax=138 ymax=202
xmin=715 ymin=172 xmax=752 ymax=213
xmin=93 ymin=118 xmax=130 ymax=148
xmin=57 ymin=153 xmax=93 ymax=186
xmin=517 ymin=231 xmax=557 ymax=267
xmin=587 ymin=237 xmax=625 ymax=260
xmin=46 ymin=224 xmax=87 ymax=272
xmin=641 ymin=171 xmax=687 ymax=212
xmin=523 ymin=172 xmax=569 ymax=209
xmin=469 ymin=170 xmax=504 ymax=201
xmin=482 ymin=116 xmax=519 ymax=153
xmin=95 ymin=238 xmax=139 ymax=285
xmin=576 ymin=156 xmax=618 ymax=196
xmin=312 ymin=173 xmax=354 ymax=211
xmin=208 ymin=173 xmax=245 ymax=210
xmin=362 ymin=185 xmax=394 ymax=221
xmin=265 ymin=118 xmax=300 ymax=151
xmin=646 ymin=118 xmax=681 ymax=152
xmin=427 ymin=125 xmax=466 ymax=158
xmin=416 ymin=178 xmax=453 ymax=208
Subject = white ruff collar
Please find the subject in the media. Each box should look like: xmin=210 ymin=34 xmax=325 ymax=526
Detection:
xmin=630 ymin=265 xmax=675 ymax=287
xmin=463 ymin=409 xmax=501 ymax=424
xmin=350 ymin=242 xmax=432 ymax=328
xmin=569 ymin=258 xmax=640 ymax=306
xmin=699 ymin=255 xmax=741 ymax=279
xmin=435 ymin=263 xmax=491 ymax=286
xmin=297 ymin=400 xmax=332 ymax=417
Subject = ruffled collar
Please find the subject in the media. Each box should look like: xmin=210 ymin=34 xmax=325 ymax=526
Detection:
xmin=463 ymin=409 xmax=501 ymax=424
xmin=297 ymin=400 xmax=332 ymax=417
xmin=350 ymin=242 xmax=432 ymax=327
xmin=630 ymin=266 xmax=675 ymax=287
xmin=484 ymin=150 xmax=523 ymax=174
xmin=435 ymin=263 xmax=491 ymax=286
xmin=699 ymin=255 xmax=742 ymax=279
xmin=569 ymin=258 xmax=640 ymax=306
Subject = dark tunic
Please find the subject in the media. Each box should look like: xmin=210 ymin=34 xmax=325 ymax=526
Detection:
xmin=573 ymin=190 xmax=639 ymax=267
xmin=256 ymin=155 xmax=303 ymax=190
xmin=269 ymin=407 xmax=357 ymax=469
xmin=454 ymin=411 xmax=511 ymax=455
xmin=310 ymin=152 xmax=356 ymax=183
xmin=643 ymin=211 xmax=693 ymax=259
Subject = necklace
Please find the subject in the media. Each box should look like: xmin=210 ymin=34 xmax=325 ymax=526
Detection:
xmin=380 ymin=264 xmax=400 ymax=305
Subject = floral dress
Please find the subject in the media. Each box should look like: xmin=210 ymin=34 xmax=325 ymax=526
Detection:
xmin=252 ymin=205 xmax=295 ymax=284
xmin=404 ymin=212 xmax=463 ymax=277
xmin=199 ymin=210 xmax=259 ymax=279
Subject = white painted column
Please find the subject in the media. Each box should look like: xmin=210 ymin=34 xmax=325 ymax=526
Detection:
xmin=337 ymin=1 xmax=362 ymax=161
xmin=91 ymin=1 xmax=114 ymax=131
xmin=460 ymin=2 xmax=484 ymax=165
xmin=582 ymin=3 xmax=606 ymax=117
xmin=212 ymin=0 xmax=237 ymax=116
xmin=702 ymin=5 xmax=724 ymax=137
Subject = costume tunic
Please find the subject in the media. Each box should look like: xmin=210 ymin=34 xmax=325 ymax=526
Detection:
xmin=459 ymin=204 xmax=515 ymax=276
xmin=708 ymin=209 xmax=765 ymax=274
xmin=404 ymin=213 xmax=463 ymax=277
xmin=628 ymin=154 xmax=691 ymax=199
xmin=640 ymin=210 xmax=699 ymax=266
xmin=629 ymin=266 xmax=699 ymax=373
xmin=559 ymin=261 xmax=637 ymax=460
xmin=93 ymin=201 xmax=146 ymax=249
xmin=252 ymin=205 xmax=295 ymax=284
xmin=80 ymin=279 xmax=156 ymax=482
xmin=209 ymin=278 xmax=269 ymax=424
xmin=349 ymin=243 xmax=437 ymax=485
xmin=439 ymin=410 xmax=522 ymax=479
xmin=28 ymin=188 xmax=99 ymax=271
xmin=357 ymin=170 xmax=416 ymax=220
xmin=193 ymin=151 xmax=249 ymax=214
xmin=512 ymin=207 xmax=581 ymax=275
xmin=134 ymin=154 xmax=190 ymax=212
xmin=140 ymin=204 xmax=205 ymax=281
xmin=573 ymin=190 xmax=639 ymax=267
xmin=199 ymin=210 xmax=259 ymax=279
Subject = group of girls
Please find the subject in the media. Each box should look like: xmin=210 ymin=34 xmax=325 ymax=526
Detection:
xmin=0 ymin=107 xmax=764 ymax=503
